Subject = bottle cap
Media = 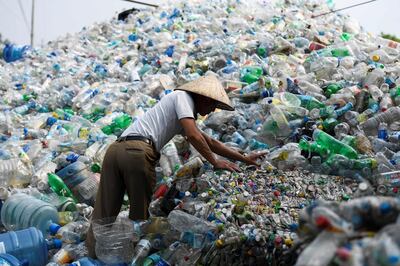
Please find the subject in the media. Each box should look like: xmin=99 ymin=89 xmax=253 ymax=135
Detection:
xmin=46 ymin=117 xmax=57 ymax=126
xmin=51 ymin=238 xmax=63 ymax=250
xmin=49 ymin=223 xmax=61 ymax=235
xmin=372 ymin=55 xmax=380 ymax=62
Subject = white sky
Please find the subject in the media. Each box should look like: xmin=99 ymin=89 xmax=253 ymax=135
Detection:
xmin=0 ymin=0 xmax=399 ymax=46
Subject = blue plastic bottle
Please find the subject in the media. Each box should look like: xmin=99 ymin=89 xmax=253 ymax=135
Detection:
xmin=56 ymin=161 xmax=98 ymax=205
xmin=1 ymin=194 xmax=60 ymax=235
xmin=2 ymin=44 xmax=31 ymax=63
xmin=56 ymin=161 xmax=88 ymax=188
xmin=0 ymin=227 xmax=61 ymax=266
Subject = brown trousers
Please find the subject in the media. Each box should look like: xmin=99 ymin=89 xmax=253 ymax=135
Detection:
xmin=86 ymin=139 xmax=159 ymax=258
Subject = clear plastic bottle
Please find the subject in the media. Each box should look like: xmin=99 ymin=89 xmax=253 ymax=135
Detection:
xmin=130 ymin=239 xmax=152 ymax=266
xmin=161 ymin=142 xmax=182 ymax=173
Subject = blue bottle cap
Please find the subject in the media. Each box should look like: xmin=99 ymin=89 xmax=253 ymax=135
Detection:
xmin=389 ymin=255 xmax=399 ymax=264
xmin=47 ymin=117 xmax=57 ymax=126
xmin=66 ymin=153 xmax=79 ymax=163
xmin=53 ymin=238 xmax=63 ymax=249
xmin=49 ymin=223 xmax=61 ymax=235
xmin=380 ymin=202 xmax=391 ymax=215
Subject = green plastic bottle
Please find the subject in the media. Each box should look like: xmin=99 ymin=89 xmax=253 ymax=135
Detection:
xmin=331 ymin=48 xmax=351 ymax=58
xmin=299 ymin=139 xmax=329 ymax=158
xmin=352 ymin=158 xmax=377 ymax=170
xmin=341 ymin=135 xmax=357 ymax=149
xmin=325 ymin=83 xmax=343 ymax=97
xmin=297 ymin=95 xmax=326 ymax=110
xmin=313 ymin=129 xmax=358 ymax=159
xmin=340 ymin=33 xmax=352 ymax=41
xmin=240 ymin=66 xmax=263 ymax=84
xmin=47 ymin=173 xmax=77 ymax=203
xmin=102 ymin=113 xmax=132 ymax=135
xmin=322 ymin=117 xmax=339 ymax=133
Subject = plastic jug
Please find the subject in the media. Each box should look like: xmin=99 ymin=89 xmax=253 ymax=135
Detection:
xmin=0 ymin=227 xmax=61 ymax=266
xmin=1 ymin=194 xmax=60 ymax=235
xmin=56 ymin=161 xmax=99 ymax=205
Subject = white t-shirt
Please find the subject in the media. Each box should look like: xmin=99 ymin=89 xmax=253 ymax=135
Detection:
xmin=121 ymin=90 xmax=196 ymax=151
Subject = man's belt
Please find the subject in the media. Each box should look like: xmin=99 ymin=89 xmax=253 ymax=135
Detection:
xmin=116 ymin=135 xmax=154 ymax=147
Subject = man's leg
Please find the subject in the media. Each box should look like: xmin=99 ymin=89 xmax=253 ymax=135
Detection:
xmin=86 ymin=142 xmax=125 ymax=258
xmin=119 ymin=140 xmax=158 ymax=220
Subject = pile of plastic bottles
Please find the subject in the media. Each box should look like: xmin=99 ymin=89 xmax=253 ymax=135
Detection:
xmin=0 ymin=0 xmax=400 ymax=264
xmin=294 ymin=196 xmax=400 ymax=266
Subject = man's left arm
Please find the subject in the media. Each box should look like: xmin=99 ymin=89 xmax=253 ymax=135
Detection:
xmin=201 ymin=132 xmax=265 ymax=166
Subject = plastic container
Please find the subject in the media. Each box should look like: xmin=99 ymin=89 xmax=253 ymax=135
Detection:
xmin=0 ymin=227 xmax=61 ymax=266
xmin=1 ymin=194 xmax=60 ymax=235
xmin=92 ymin=217 xmax=138 ymax=264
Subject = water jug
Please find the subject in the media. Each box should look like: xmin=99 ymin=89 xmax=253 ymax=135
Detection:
xmin=0 ymin=227 xmax=61 ymax=266
xmin=1 ymin=194 xmax=60 ymax=235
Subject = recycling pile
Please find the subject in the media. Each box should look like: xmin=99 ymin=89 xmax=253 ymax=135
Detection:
xmin=0 ymin=0 xmax=400 ymax=265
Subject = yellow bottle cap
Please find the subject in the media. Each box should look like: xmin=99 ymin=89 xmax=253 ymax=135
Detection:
xmin=372 ymin=55 xmax=380 ymax=62
xmin=285 ymin=238 xmax=293 ymax=246
xmin=216 ymin=239 xmax=224 ymax=248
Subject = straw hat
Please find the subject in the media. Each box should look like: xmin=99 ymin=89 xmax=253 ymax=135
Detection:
xmin=176 ymin=75 xmax=234 ymax=111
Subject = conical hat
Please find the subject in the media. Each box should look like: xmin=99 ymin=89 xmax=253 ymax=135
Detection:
xmin=176 ymin=75 xmax=234 ymax=111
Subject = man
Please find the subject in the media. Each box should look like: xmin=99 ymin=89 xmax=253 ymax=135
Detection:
xmin=86 ymin=74 xmax=264 ymax=257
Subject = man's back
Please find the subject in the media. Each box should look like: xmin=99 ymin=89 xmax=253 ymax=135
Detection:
xmin=121 ymin=90 xmax=196 ymax=151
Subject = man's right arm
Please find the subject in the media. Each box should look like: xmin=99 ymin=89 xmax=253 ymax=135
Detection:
xmin=179 ymin=118 xmax=240 ymax=172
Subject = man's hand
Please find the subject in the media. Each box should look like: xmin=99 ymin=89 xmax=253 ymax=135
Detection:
xmin=213 ymin=159 xmax=241 ymax=172
xmin=244 ymin=151 xmax=268 ymax=167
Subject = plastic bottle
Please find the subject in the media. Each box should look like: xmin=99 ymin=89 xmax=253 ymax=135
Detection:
xmin=297 ymin=95 xmax=326 ymax=110
xmin=363 ymin=68 xmax=385 ymax=88
xmin=167 ymin=210 xmax=217 ymax=234
xmin=162 ymin=142 xmax=182 ymax=173
xmin=101 ymin=113 xmax=132 ymax=136
xmin=380 ymin=93 xmax=393 ymax=112
xmin=130 ymin=239 xmax=152 ymax=266
xmin=175 ymin=157 xmax=203 ymax=179
xmin=55 ymin=220 xmax=90 ymax=244
xmin=2 ymin=44 xmax=31 ymax=63
xmin=361 ymin=107 xmax=400 ymax=135
xmin=0 ymin=227 xmax=62 ymax=266
xmin=52 ymin=243 xmax=87 ymax=265
xmin=231 ymin=131 xmax=248 ymax=149
xmin=378 ymin=122 xmax=388 ymax=140
xmin=240 ymin=66 xmax=263 ymax=84
xmin=313 ymin=129 xmax=358 ymax=159
xmin=48 ymin=173 xmax=77 ymax=202
xmin=295 ymin=231 xmax=345 ymax=266
xmin=1 ymin=193 xmax=60 ymax=235
xmin=55 ymin=162 xmax=99 ymax=205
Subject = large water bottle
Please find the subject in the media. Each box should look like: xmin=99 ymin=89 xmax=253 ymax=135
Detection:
xmin=1 ymin=194 xmax=60 ymax=235
xmin=56 ymin=161 xmax=99 ymax=205
xmin=0 ymin=227 xmax=61 ymax=266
